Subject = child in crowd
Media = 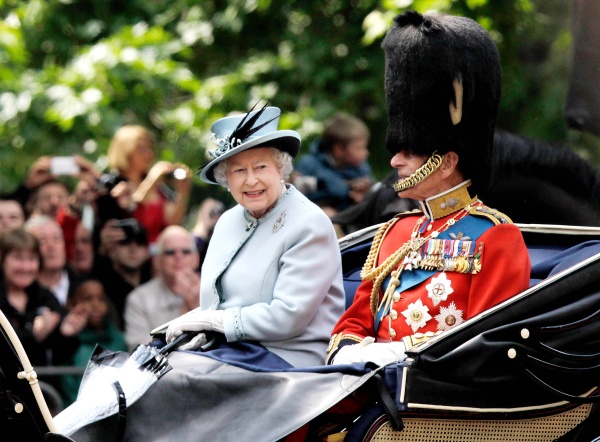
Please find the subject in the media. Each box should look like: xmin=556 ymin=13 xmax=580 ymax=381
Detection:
xmin=293 ymin=112 xmax=374 ymax=217
xmin=60 ymin=277 xmax=127 ymax=406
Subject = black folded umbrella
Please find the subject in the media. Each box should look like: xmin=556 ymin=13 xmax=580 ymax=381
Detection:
xmin=54 ymin=333 xmax=189 ymax=437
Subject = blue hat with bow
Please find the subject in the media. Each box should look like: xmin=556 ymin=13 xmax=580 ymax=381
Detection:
xmin=199 ymin=104 xmax=301 ymax=184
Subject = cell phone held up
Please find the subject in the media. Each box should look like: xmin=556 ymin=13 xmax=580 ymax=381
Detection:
xmin=50 ymin=156 xmax=80 ymax=176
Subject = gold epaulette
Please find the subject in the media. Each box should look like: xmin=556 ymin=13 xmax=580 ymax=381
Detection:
xmin=467 ymin=204 xmax=513 ymax=225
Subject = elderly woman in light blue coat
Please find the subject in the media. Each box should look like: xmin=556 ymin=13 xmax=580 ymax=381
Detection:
xmin=165 ymin=104 xmax=345 ymax=367
xmin=67 ymin=106 xmax=352 ymax=441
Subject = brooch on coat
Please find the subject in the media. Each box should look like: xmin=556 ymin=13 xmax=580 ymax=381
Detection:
xmin=273 ymin=210 xmax=286 ymax=233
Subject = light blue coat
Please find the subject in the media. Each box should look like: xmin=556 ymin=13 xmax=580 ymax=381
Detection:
xmin=200 ymin=185 xmax=345 ymax=367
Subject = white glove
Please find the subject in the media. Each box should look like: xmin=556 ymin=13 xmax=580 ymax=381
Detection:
xmin=332 ymin=337 xmax=406 ymax=367
xmin=165 ymin=308 xmax=225 ymax=344
xmin=178 ymin=333 xmax=208 ymax=351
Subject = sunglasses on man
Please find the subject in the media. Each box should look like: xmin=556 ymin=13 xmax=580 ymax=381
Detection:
xmin=162 ymin=248 xmax=195 ymax=256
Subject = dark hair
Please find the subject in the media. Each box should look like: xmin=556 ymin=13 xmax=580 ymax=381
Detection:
xmin=68 ymin=276 xmax=105 ymax=303
xmin=0 ymin=227 xmax=42 ymax=268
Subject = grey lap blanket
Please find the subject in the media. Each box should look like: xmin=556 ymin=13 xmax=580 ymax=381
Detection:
xmin=70 ymin=344 xmax=377 ymax=442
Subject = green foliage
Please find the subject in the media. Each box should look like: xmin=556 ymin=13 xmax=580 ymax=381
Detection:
xmin=0 ymin=0 xmax=593 ymax=199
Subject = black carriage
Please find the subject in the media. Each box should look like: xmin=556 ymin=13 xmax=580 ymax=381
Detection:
xmin=2 ymin=223 xmax=600 ymax=441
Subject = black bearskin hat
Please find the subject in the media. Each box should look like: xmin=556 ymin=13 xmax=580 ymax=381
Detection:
xmin=382 ymin=11 xmax=501 ymax=193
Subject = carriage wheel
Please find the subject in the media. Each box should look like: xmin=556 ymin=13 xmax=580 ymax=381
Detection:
xmin=344 ymin=403 xmax=388 ymax=442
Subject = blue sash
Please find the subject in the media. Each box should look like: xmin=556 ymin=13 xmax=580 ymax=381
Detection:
xmin=374 ymin=215 xmax=493 ymax=333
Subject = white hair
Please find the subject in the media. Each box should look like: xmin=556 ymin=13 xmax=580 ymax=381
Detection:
xmin=213 ymin=148 xmax=293 ymax=187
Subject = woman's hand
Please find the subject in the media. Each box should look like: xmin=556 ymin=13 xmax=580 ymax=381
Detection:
xmin=110 ymin=180 xmax=137 ymax=212
xmin=165 ymin=308 xmax=224 ymax=343
xmin=170 ymin=163 xmax=193 ymax=194
xmin=60 ymin=304 xmax=89 ymax=337
xmin=133 ymin=161 xmax=176 ymax=203
xmin=32 ymin=308 xmax=61 ymax=342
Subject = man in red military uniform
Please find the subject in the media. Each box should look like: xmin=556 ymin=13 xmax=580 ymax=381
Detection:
xmin=327 ymin=11 xmax=531 ymax=365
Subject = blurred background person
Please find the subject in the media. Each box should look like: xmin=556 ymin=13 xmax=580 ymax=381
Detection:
xmin=124 ymin=225 xmax=200 ymax=351
xmin=21 ymin=155 xmax=101 ymax=265
xmin=2 ymin=155 xmax=98 ymax=217
xmin=92 ymin=217 xmax=152 ymax=329
xmin=294 ymin=112 xmax=375 ymax=218
xmin=191 ymin=197 xmax=224 ymax=262
xmin=69 ymin=222 xmax=95 ymax=277
xmin=24 ymin=215 xmax=81 ymax=308
xmin=0 ymin=228 xmax=86 ymax=368
xmin=27 ymin=179 xmax=70 ymax=220
xmin=0 ymin=197 xmax=25 ymax=233
xmin=104 ymin=125 xmax=193 ymax=245
xmin=60 ymin=277 xmax=127 ymax=407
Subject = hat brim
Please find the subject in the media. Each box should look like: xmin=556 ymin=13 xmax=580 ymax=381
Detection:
xmin=199 ymin=130 xmax=300 ymax=184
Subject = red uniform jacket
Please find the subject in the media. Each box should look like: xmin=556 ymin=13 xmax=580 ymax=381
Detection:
xmin=327 ymin=207 xmax=531 ymax=361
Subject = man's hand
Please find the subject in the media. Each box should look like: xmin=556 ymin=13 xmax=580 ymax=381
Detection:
xmin=172 ymin=269 xmax=200 ymax=312
xmin=332 ymin=337 xmax=406 ymax=366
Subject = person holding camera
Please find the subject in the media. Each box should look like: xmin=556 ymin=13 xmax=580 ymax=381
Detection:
xmin=8 ymin=155 xmax=102 ymax=270
xmin=104 ymin=125 xmax=193 ymax=245
xmin=91 ymin=218 xmax=152 ymax=329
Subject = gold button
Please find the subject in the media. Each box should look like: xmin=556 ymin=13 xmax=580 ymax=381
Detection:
xmin=410 ymin=310 xmax=423 ymax=321
xmin=389 ymin=328 xmax=397 ymax=338
xmin=393 ymin=293 xmax=400 ymax=302
xmin=390 ymin=310 xmax=398 ymax=320
xmin=390 ymin=277 xmax=400 ymax=286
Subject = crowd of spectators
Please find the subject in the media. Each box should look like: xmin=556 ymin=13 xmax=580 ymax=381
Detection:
xmin=0 ymin=125 xmax=221 ymax=411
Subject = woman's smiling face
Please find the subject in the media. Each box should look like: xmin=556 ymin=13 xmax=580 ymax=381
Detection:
xmin=225 ymin=147 xmax=284 ymax=218
xmin=3 ymin=248 xmax=40 ymax=290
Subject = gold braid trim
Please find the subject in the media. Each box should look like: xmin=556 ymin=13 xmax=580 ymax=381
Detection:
xmin=360 ymin=214 xmax=417 ymax=317
xmin=393 ymin=152 xmax=444 ymax=192
xmin=402 ymin=331 xmax=443 ymax=351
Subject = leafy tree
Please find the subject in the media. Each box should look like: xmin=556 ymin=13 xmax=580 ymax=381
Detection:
xmin=0 ymin=0 xmax=590 ymax=204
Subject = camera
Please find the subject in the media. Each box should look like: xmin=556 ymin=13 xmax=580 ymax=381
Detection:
xmin=96 ymin=173 xmax=125 ymax=192
xmin=166 ymin=167 xmax=188 ymax=181
xmin=112 ymin=218 xmax=148 ymax=244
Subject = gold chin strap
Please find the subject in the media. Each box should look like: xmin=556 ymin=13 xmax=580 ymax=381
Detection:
xmin=393 ymin=152 xmax=444 ymax=192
